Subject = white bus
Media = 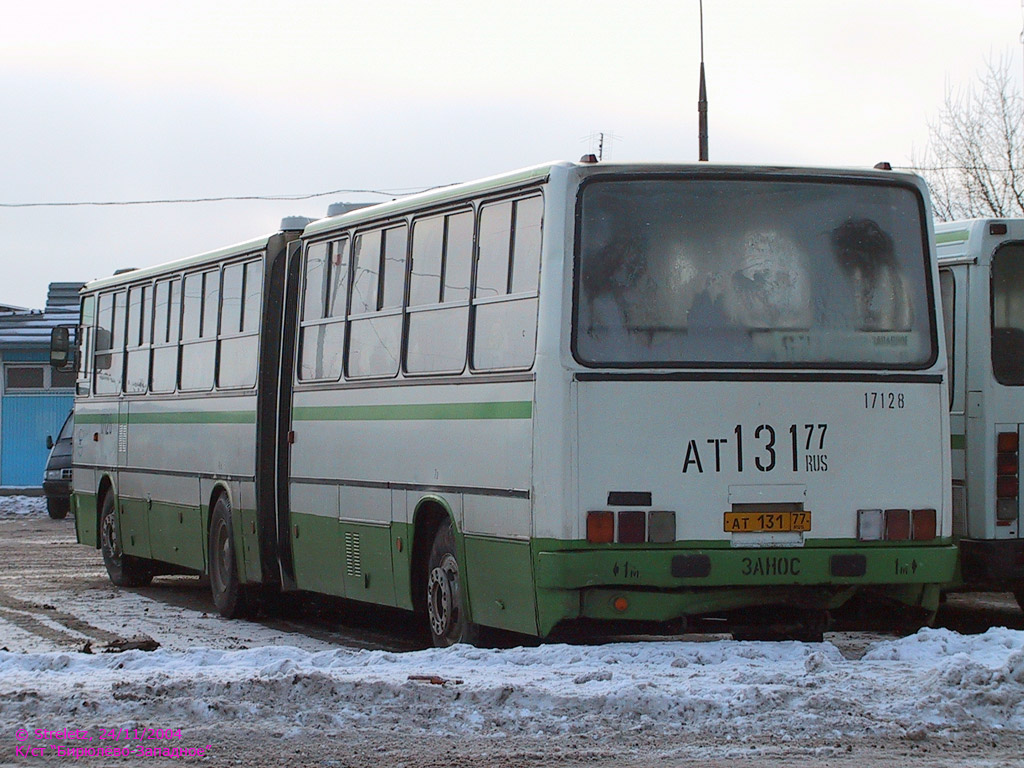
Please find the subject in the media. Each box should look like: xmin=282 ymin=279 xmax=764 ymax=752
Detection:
xmin=937 ymin=219 xmax=1024 ymax=606
xmin=58 ymin=161 xmax=957 ymax=645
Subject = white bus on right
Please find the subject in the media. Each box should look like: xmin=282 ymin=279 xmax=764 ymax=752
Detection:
xmin=937 ymin=219 xmax=1024 ymax=607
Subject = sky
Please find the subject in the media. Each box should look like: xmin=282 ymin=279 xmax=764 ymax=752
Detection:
xmin=0 ymin=0 xmax=1020 ymax=308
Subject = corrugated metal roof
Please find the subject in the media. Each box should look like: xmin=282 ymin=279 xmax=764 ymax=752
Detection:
xmin=0 ymin=283 xmax=83 ymax=350
xmin=45 ymin=283 xmax=84 ymax=311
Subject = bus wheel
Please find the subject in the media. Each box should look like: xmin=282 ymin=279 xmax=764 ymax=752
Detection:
xmin=99 ymin=492 xmax=153 ymax=587
xmin=208 ymin=495 xmax=251 ymax=618
xmin=426 ymin=521 xmax=479 ymax=647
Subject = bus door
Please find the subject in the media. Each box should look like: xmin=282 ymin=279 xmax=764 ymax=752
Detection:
xmin=273 ymin=239 xmax=303 ymax=591
xmin=939 ymin=266 xmax=968 ymax=537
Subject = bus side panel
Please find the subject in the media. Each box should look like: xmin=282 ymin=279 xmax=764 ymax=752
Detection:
xmin=238 ymin=480 xmax=261 ymax=583
xmin=289 ymin=380 xmax=535 ymax=624
xmin=464 ymin=535 xmax=538 ymax=634
xmin=339 ymin=522 xmax=395 ymax=606
xmin=289 ymin=482 xmax=345 ymax=597
xmin=391 ymin=496 xmax=414 ymax=610
xmin=121 ymin=401 xmax=255 ymax=573
xmin=117 ymin=493 xmax=152 ymax=559
xmin=73 ymin=403 xmax=118 ymax=546
xmin=148 ymin=499 xmax=204 ymax=571
xmin=73 ymin=474 xmax=98 ymax=548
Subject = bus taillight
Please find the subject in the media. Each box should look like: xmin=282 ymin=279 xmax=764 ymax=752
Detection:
xmin=884 ymin=509 xmax=911 ymax=540
xmin=911 ymin=509 xmax=937 ymax=540
xmin=618 ymin=511 xmax=646 ymax=544
xmin=996 ymin=431 xmax=1019 ymax=525
xmin=857 ymin=509 xmax=884 ymax=541
xmin=857 ymin=508 xmax=937 ymax=541
xmin=587 ymin=511 xmax=614 ymax=544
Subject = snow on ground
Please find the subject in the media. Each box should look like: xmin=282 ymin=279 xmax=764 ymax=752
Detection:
xmin=0 ymin=495 xmax=45 ymax=518
xmin=2 ymin=493 xmax=1024 ymax=762
xmin=2 ymin=628 xmax=1024 ymax=745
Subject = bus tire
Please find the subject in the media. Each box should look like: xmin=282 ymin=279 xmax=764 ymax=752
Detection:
xmin=208 ymin=494 xmax=251 ymax=618
xmin=99 ymin=492 xmax=153 ymax=588
xmin=426 ymin=520 xmax=479 ymax=647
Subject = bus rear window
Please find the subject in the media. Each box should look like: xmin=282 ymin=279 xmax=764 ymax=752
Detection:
xmin=573 ymin=177 xmax=935 ymax=368
xmin=992 ymin=243 xmax=1024 ymax=385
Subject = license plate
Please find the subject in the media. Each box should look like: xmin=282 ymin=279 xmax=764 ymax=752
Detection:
xmin=724 ymin=510 xmax=811 ymax=533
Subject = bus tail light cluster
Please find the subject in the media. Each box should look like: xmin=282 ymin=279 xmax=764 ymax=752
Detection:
xmin=997 ymin=431 xmax=1019 ymax=525
xmin=857 ymin=508 xmax=936 ymax=541
xmin=586 ymin=510 xmax=676 ymax=544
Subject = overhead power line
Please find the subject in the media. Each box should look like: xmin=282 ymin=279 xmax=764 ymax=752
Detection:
xmin=897 ymin=165 xmax=1022 ymax=173
xmin=0 ymin=185 xmax=442 ymax=209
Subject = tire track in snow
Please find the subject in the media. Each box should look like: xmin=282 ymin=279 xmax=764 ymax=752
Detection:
xmin=0 ymin=587 xmax=127 ymax=649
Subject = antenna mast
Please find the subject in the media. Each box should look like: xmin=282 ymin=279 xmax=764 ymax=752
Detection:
xmin=698 ymin=0 xmax=709 ymax=161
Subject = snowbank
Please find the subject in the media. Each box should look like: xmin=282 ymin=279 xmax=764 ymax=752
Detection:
xmin=0 ymin=495 xmax=46 ymax=518
xmin=2 ymin=628 xmax=1023 ymax=743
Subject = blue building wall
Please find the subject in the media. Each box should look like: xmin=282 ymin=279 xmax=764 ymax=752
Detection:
xmin=1 ymin=394 xmax=73 ymax=485
xmin=0 ymin=284 xmax=83 ymax=488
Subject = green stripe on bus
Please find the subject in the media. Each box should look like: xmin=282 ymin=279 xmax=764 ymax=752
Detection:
xmin=292 ymin=401 xmax=532 ymax=422
xmin=936 ymin=229 xmax=970 ymax=245
xmin=76 ymin=411 xmax=255 ymax=425
xmin=951 ymin=433 xmax=966 ymax=450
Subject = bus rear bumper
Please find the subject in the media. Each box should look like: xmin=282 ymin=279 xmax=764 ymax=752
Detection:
xmin=533 ymin=543 xmax=958 ymax=635
xmin=958 ymin=538 xmax=1024 ymax=586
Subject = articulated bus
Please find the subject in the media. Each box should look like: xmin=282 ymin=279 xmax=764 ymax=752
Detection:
xmin=937 ymin=219 xmax=1024 ymax=607
xmin=57 ymin=161 xmax=957 ymax=645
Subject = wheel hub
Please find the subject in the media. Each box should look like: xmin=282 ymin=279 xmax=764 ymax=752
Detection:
xmin=211 ymin=520 xmax=229 ymax=595
xmin=101 ymin=508 xmax=121 ymax=564
xmin=427 ymin=554 xmax=459 ymax=638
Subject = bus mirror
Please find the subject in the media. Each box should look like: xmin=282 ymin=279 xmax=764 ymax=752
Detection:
xmin=50 ymin=327 xmax=70 ymax=368
xmin=46 ymin=435 xmax=53 ymax=450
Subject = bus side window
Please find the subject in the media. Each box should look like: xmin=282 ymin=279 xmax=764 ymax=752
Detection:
xmin=991 ymin=244 xmax=1024 ymax=386
xmin=406 ymin=210 xmax=471 ymax=375
xmin=78 ymin=295 xmax=95 ymax=396
xmin=472 ymin=194 xmax=542 ymax=371
xmin=151 ymin=278 xmax=181 ymax=393
xmin=179 ymin=270 xmax=218 ymax=391
xmin=94 ymin=291 xmax=126 ymax=395
xmin=298 ymin=240 xmax=346 ymax=381
xmin=125 ymin=284 xmax=152 ymax=394
xmin=348 ymin=226 xmax=405 ymax=379
xmin=218 ymin=258 xmax=263 ymax=389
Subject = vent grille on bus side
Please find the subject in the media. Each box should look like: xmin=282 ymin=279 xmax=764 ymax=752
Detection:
xmin=345 ymin=531 xmax=362 ymax=577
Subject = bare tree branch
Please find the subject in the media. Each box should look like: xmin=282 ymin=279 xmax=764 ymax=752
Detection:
xmin=910 ymin=55 xmax=1024 ymax=221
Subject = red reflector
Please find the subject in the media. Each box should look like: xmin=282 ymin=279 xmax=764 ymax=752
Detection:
xmin=998 ymin=452 xmax=1019 ymax=475
xmin=885 ymin=508 xmax=911 ymax=540
xmin=618 ymin=510 xmax=646 ymax=543
xmin=998 ymin=432 xmax=1019 ymax=452
xmin=998 ymin=476 xmax=1020 ymax=499
xmin=911 ymin=508 xmax=937 ymax=540
xmin=587 ymin=511 xmax=614 ymax=544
